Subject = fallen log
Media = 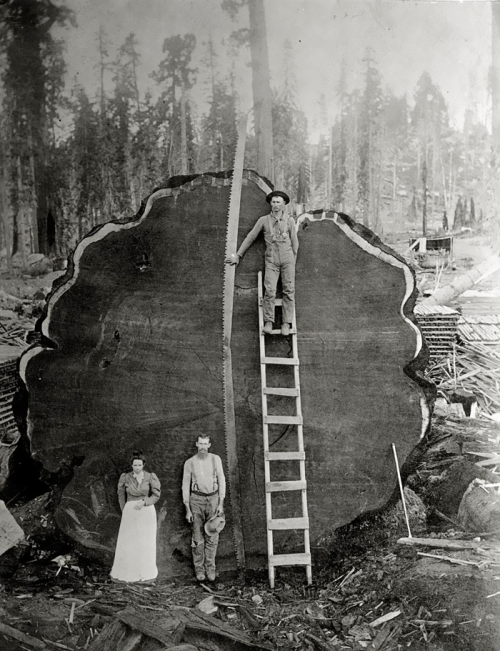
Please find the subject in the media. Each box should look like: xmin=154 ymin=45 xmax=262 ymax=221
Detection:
xmin=420 ymin=254 xmax=500 ymax=306
xmin=397 ymin=536 xmax=500 ymax=550
xmin=17 ymin=172 xmax=430 ymax=576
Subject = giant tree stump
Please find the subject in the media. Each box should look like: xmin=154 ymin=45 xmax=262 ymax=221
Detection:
xmin=18 ymin=171 xmax=430 ymax=576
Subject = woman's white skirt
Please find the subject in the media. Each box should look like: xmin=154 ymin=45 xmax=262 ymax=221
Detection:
xmin=110 ymin=501 xmax=158 ymax=582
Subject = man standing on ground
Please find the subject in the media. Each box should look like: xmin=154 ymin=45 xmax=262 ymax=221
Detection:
xmin=182 ymin=435 xmax=226 ymax=582
xmin=226 ymin=190 xmax=298 ymax=336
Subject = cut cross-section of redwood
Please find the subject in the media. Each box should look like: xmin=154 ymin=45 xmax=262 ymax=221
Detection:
xmin=18 ymin=173 xmax=430 ymax=577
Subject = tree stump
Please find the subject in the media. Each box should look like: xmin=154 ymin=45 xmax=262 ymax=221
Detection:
xmin=18 ymin=171 xmax=429 ymax=576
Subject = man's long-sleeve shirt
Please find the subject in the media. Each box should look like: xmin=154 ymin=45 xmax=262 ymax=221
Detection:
xmin=237 ymin=213 xmax=298 ymax=258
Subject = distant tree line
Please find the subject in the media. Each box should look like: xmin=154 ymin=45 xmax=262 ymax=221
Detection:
xmin=0 ymin=0 xmax=493 ymax=261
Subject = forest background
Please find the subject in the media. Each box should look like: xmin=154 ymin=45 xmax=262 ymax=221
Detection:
xmin=0 ymin=0 xmax=496 ymax=262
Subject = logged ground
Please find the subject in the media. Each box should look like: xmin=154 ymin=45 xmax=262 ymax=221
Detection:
xmin=1 ymin=488 xmax=500 ymax=651
xmin=0 ymin=231 xmax=499 ymax=650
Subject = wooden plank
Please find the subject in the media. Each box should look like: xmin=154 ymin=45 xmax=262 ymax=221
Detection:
xmin=264 ymin=387 xmax=299 ymax=396
xmin=265 ymin=415 xmax=302 ymax=425
xmin=269 ymin=552 xmax=312 ymax=566
xmin=266 ymin=480 xmax=307 ymax=492
xmin=0 ymin=621 xmax=45 ymax=650
xmin=268 ymin=517 xmax=309 ymax=530
xmin=262 ymin=357 xmax=299 ymax=365
xmin=265 ymin=451 xmax=305 ymax=461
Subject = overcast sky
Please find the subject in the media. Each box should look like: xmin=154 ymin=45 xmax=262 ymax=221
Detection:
xmin=58 ymin=0 xmax=492 ymax=140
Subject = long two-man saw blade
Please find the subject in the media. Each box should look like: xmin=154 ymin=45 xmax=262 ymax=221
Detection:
xmin=223 ymin=113 xmax=248 ymax=569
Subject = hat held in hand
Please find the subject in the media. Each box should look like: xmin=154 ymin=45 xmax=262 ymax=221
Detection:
xmin=204 ymin=513 xmax=225 ymax=535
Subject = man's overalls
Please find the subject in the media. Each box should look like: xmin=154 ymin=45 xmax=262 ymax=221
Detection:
xmin=262 ymin=214 xmax=296 ymax=325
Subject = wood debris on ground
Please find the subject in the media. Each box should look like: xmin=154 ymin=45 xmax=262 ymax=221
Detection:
xmin=426 ymin=341 xmax=500 ymax=417
xmin=0 ymin=321 xmax=29 ymax=347
xmin=1 ymin=530 xmax=494 ymax=651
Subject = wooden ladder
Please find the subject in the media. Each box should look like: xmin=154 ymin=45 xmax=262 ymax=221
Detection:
xmin=257 ymin=271 xmax=312 ymax=589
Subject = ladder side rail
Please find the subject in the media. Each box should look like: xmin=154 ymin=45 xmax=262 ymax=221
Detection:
xmin=258 ymin=271 xmax=275 ymax=587
xmin=258 ymin=272 xmax=270 ymax=454
xmin=291 ymin=305 xmax=305 ymax=453
xmin=293 ymin=300 xmax=313 ymax=585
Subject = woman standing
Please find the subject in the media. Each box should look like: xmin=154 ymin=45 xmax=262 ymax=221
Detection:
xmin=111 ymin=450 xmax=161 ymax=583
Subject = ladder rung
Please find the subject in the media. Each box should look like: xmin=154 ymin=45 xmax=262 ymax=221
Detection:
xmin=274 ymin=298 xmax=283 ymax=306
xmin=266 ymin=480 xmax=307 ymax=492
xmin=265 ymin=415 xmax=302 ymax=425
xmin=262 ymin=357 xmax=299 ymax=366
xmin=265 ymin=451 xmax=305 ymax=461
xmin=264 ymin=328 xmax=297 ymax=336
xmin=268 ymin=517 xmax=309 ymax=530
xmin=264 ymin=387 xmax=299 ymax=397
xmin=269 ymin=553 xmax=311 ymax=567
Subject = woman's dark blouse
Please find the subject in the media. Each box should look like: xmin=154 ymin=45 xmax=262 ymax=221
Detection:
xmin=117 ymin=471 xmax=161 ymax=510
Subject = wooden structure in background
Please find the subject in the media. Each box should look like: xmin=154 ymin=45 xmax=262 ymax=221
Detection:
xmin=414 ymin=305 xmax=460 ymax=362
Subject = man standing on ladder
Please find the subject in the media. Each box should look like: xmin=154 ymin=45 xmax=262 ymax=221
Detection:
xmin=226 ymin=190 xmax=298 ymax=336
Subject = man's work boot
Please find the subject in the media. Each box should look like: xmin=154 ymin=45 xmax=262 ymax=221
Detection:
xmin=206 ymin=570 xmax=216 ymax=582
xmin=281 ymin=323 xmax=291 ymax=336
xmin=196 ymin=572 xmax=206 ymax=582
xmin=264 ymin=321 xmax=273 ymax=334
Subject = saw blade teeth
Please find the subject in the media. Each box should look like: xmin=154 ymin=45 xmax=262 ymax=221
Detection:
xmin=221 ymin=114 xmax=248 ymax=568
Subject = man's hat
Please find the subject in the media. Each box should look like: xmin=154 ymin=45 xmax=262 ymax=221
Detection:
xmin=266 ymin=190 xmax=290 ymax=205
xmin=204 ymin=513 xmax=226 ymax=536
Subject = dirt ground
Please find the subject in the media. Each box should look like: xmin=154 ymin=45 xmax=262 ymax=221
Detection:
xmin=0 ymin=232 xmax=499 ymax=650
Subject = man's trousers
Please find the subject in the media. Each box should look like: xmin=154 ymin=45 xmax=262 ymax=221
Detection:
xmin=190 ymin=493 xmax=219 ymax=577
xmin=263 ymin=245 xmax=296 ymax=324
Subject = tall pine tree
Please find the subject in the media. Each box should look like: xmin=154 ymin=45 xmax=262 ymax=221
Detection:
xmin=0 ymin=0 xmax=75 ymax=256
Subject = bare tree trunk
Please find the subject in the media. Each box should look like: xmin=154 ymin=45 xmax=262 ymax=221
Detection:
xmin=492 ymin=3 xmax=500 ymax=151
xmin=352 ymin=111 xmax=358 ymax=217
xmin=392 ymin=151 xmax=397 ymax=226
xmin=167 ymin=133 xmax=174 ymax=178
xmin=422 ymin=155 xmax=428 ymax=237
xmin=440 ymin=150 xmax=448 ymax=213
xmin=374 ymin=123 xmax=384 ymax=233
xmin=28 ymin=145 xmax=39 ymax=253
xmin=180 ymin=90 xmax=188 ymax=175
xmin=0 ymin=158 xmax=13 ymax=273
xmin=15 ymin=156 xmax=29 ymax=265
xmin=327 ymin=126 xmax=332 ymax=208
xmin=365 ymin=117 xmax=372 ymax=228
xmin=248 ymin=0 xmax=274 ymax=182
xmin=491 ymin=3 xmax=500 ymax=222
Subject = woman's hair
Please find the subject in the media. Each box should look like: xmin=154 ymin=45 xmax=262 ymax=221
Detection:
xmin=131 ymin=449 xmax=146 ymax=464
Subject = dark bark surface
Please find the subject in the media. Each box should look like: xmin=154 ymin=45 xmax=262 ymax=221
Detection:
xmin=18 ymin=172 xmax=428 ymax=577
